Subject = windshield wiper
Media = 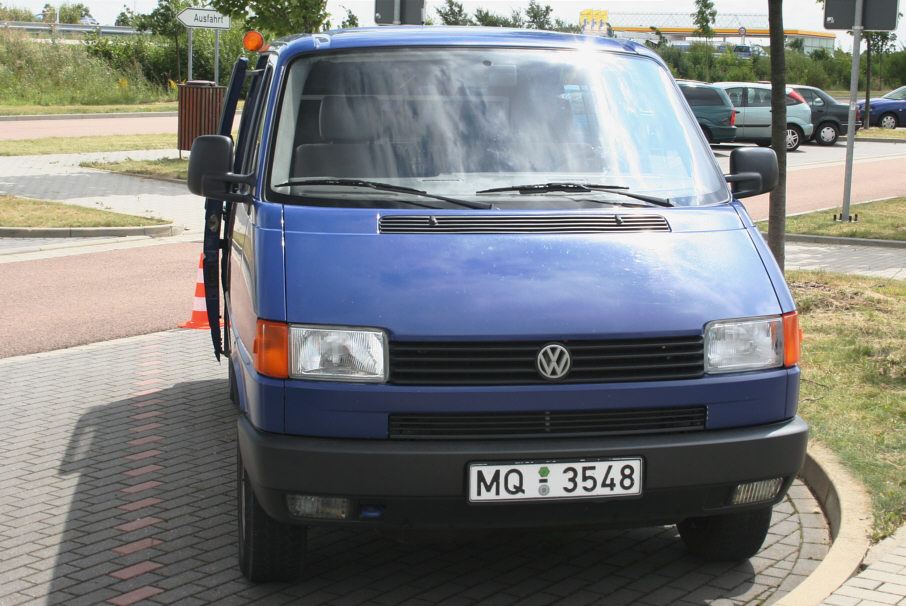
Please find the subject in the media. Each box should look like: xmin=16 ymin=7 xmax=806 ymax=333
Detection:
xmin=476 ymin=182 xmax=673 ymax=208
xmin=274 ymin=178 xmax=491 ymax=210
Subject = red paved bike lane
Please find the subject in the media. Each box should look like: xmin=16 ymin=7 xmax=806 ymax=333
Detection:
xmin=741 ymin=157 xmax=905 ymax=221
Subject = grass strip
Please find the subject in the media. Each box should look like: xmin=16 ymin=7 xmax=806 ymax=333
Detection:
xmin=0 ymin=195 xmax=168 ymax=227
xmin=757 ymin=197 xmax=906 ymax=241
xmin=0 ymin=134 xmax=178 ymax=156
xmin=80 ymin=157 xmax=188 ymax=181
xmin=854 ymin=127 xmax=906 ymax=140
xmin=789 ymin=270 xmax=906 ymax=540
xmin=0 ymin=102 xmax=178 ymax=116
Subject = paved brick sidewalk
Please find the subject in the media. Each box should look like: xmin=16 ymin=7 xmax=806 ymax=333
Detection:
xmin=0 ymin=329 xmax=829 ymax=606
xmin=823 ymin=527 xmax=906 ymax=606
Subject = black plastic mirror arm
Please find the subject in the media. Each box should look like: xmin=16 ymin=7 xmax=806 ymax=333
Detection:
xmin=724 ymin=172 xmax=763 ymax=199
xmin=203 ymin=172 xmax=255 ymax=204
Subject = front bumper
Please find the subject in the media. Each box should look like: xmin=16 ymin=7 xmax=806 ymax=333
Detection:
xmin=239 ymin=415 xmax=808 ymax=528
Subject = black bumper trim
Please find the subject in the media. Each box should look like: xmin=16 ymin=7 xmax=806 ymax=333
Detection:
xmin=238 ymin=415 xmax=808 ymax=527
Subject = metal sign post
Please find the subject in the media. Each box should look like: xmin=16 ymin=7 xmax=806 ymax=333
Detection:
xmin=177 ymin=8 xmax=231 ymax=83
xmin=824 ymin=0 xmax=900 ymax=222
xmin=841 ymin=0 xmax=864 ymax=223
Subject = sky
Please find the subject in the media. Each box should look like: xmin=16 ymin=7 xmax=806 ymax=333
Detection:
xmin=11 ymin=0 xmax=906 ymax=51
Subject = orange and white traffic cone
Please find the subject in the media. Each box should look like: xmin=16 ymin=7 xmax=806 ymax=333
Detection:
xmin=179 ymin=253 xmax=224 ymax=329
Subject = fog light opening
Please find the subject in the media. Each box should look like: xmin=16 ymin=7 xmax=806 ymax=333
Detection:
xmin=286 ymin=495 xmax=351 ymax=520
xmin=731 ymin=478 xmax=783 ymax=505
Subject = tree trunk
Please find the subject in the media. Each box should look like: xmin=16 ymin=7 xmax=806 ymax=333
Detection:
xmin=767 ymin=0 xmax=786 ymax=270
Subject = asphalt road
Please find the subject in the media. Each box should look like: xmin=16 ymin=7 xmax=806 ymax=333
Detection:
xmin=0 ymin=241 xmax=202 ymax=358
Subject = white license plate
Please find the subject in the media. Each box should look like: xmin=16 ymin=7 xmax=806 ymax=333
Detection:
xmin=468 ymin=458 xmax=643 ymax=502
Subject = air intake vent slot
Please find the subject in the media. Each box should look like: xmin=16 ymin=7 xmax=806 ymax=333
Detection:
xmin=389 ymin=406 xmax=707 ymax=440
xmin=380 ymin=214 xmax=670 ymax=234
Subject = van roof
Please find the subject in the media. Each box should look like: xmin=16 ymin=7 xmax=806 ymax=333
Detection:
xmin=268 ymin=26 xmax=651 ymax=57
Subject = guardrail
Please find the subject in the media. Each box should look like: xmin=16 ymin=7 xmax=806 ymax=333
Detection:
xmin=0 ymin=21 xmax=141 ymax=37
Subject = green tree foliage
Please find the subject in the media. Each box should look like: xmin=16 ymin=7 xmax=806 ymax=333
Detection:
xmin=474 ymin=8 xmax=523 ymax=27
xmin=0 ymin=3 xmax=37 ymax=21
xmin=37 ymin=2 xmax=88 ymax=23
xmin=435 ymin=0 xmax=472 ymax=25
xmin=435 ymin=0 xmax=579 ymax=32
xmin=786 ymin=37 xmax=804 ymax=53
xmin=133 ymin=0 xmax=193 ymax=81
xmin=651 ymin=43 xmax=895 ymax=91
xmin=322 ymin=6 xmax=359 ymax=30
xmin=210 ymin=0 xmax=327 ymax=37
xmin=115 ymin=5 xmax=136 ymax=26
xmin=691 ymin=0 xmax=716 ymax=39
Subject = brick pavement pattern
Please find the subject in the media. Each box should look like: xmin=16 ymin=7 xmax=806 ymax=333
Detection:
xmin=822 ymin=529 xmax=906 ymax=606
xmin=0 ymin=330 xmax=830 ymax=605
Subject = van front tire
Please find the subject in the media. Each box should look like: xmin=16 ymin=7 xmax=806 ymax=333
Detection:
xmin=238 ymin=449 xmax=307 ymax=582
xmin=677 ymin=505 xmax=772 ymax=561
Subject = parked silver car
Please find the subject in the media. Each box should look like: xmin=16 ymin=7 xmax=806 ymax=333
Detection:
xmin=713 ymin=82 xmax=814 ymax=151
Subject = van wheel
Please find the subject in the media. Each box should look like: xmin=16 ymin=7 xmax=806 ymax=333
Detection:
xmin=785 ymin=125 xmax=803 ymax=151
xmin=237 ymin=449 xmax=307 ymax=582
xmin=879 ymin=113 xmax=898 ymax=129
xmin=677 ymin=506 xmax=772 ymax=561
xmin=815 ymin=122 xmax=838 ymax=146
xmin=701 ymin=126 xmax=713 ymax=143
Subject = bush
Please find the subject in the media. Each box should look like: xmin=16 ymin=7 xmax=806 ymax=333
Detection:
xmin=652 ymin=41 xmax=906 ymax=91
xmin=84 ymin=22 xmax=252 ymax=86
xmin=0 ymin=29 xmax=173 ymax=105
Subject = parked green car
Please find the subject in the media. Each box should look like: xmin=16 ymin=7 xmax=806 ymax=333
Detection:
xmin=677 ymin=80 xmax=737 ymax=144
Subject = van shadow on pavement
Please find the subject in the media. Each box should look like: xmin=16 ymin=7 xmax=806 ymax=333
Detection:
xmin=0 ymin=330 xmax=826 ymax=606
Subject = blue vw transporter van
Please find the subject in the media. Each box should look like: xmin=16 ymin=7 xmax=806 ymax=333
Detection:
xmin=188 ymin=26 xmax=807 ymax=582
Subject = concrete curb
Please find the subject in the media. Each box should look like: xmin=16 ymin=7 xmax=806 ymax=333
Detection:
xmin=760 ymin=232 xmax=906 ymax=249
xmin=775 ymin=440 xmax=873 ymax=606
xmin=0 ymin=223 xmax=184 ymax=238
xmin=841 ymin=136 xmax=906 ymax=143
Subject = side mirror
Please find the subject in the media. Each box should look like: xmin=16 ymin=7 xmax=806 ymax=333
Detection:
xmin=188 ymin=135 xmax=253 ymax=203
xmin=725 ymin=147 xmax=778 ymax=199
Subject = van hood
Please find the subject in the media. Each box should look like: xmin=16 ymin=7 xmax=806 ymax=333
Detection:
xmin=281 ymin=206 xmax=782 ymax=339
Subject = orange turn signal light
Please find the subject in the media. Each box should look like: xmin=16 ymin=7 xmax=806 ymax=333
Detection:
xmin=782 ymin=311 xmax=801 ymax=367
xmin=254 ymin=319 xmax=288 ymax=378
xmin=243 ymin=30 xmax=265 ymax=52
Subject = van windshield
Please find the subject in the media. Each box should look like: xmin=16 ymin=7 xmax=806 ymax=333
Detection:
xmin=268 ymin=47 xmax=728 ymax=208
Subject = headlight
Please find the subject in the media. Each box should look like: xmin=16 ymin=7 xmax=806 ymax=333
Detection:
xmin=704 ymin=316 xmax=783 ymax=374
xmin=289 ymin=325 xmax=388 ymax=382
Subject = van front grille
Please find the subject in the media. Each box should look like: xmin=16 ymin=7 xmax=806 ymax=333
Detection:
xmin=389 ymin=406 xmax=707 ymax=440
xmin=388 ymin=336 xmax=704 ymax=386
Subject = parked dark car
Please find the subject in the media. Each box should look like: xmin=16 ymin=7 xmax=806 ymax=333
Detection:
xmin=791 ymin=84 xmax=857 ymax=146
xmin=677 ymin=80 xmax=736 ymax=143
xmin=858 ymin=85 xmax=906 ymax=129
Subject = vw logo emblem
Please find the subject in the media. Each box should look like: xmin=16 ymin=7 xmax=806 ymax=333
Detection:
xmin=537 ymin=343 xmax=571 ymax=380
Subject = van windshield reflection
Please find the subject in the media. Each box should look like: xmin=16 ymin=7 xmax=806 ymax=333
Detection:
xmin=268 ymin=47 xmax=727 ymax=208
